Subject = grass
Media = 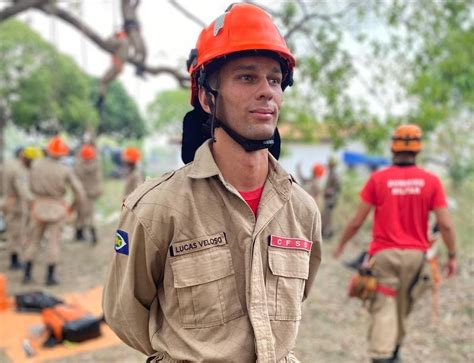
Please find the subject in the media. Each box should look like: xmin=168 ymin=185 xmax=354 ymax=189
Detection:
xmin=95 ymin=179 xmax=124 ymax=218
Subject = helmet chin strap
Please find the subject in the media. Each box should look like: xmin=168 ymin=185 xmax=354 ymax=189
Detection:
xmin=203 ymin=85 xmax=276 ymax=152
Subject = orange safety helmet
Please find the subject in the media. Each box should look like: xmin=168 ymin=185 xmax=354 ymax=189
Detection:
xmin=186 ymin=3 xmax=296 ymax=106
xmin=312 ymin=163 xmax=325 ymax=178
xmin=391 ymin=124 xmax=422 ymax=153
xmin=122 ymin=147 xmax=141 ymax=164
xmin=80 ymin=144 xmax=97 ymax=160
xmin=47 ymin=136 xmax=69 ymax=157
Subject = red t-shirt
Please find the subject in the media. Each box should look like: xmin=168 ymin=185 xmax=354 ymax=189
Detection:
xmin=360 ymin=165 xmax=447 ymax=255
xmin=239 ymin=186 xmax=265 ymax=215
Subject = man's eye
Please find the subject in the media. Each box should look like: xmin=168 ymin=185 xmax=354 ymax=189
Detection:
xmin=269 ymin=77 xmax=282 ymax=85
xmin=239 ymin=75 xmax=254 ymax=81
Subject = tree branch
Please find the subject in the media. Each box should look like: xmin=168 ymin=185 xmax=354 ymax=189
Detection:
xmin=0 ymin=0 xmax=48 ymax=21
xmin=33 ymin=2 xmax=189 ymax=86
xmin=169 ymin=0 xmax=206 ymax=28
xmin=242 ymin=0 xmax=281 ymax=17
xmin=284 ymin=1 xmax=360 ymax=40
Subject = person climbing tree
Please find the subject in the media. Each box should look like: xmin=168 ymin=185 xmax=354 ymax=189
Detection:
xmin=96 ymin=30 xmax=129 ymax=112
xmin=121 ymin=0 xmax=147 ymax=76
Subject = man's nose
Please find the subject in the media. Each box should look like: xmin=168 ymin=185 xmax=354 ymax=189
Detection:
xmin=255 ymin=79 xmax=274 ymax=100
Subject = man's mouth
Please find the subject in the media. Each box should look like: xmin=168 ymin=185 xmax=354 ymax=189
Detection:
xmin=250 ymin=108 xmax=274 ymax=115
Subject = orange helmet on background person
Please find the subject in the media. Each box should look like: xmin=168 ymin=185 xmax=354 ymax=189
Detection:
xmin=312 ymin=163 xmax=325 ymax=178
xmin=80 ymin=144 xmax=97 ymax=161
xmin=391 ymin=124 xmax=422 ymax=153
xmin=187 ymin=2 xmax=296 ymax=107
xmin=122 ymin=147 xmax=141 ymax=164
xmin=47 ymin=136 xmax=69 ymax=157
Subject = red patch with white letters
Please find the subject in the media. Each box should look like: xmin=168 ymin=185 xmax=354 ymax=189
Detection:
xmin=269 ymin=235 xmax=313 ymax=252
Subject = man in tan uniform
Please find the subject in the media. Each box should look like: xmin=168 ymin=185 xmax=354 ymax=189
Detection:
xmin=103 ymin=4 xmax=322 ymax=362
xmin=321 ymin=157 xmax=341 ymax=239
xmin=122 ymin=147 xmax=144 ymax=198
xmin=23 ymin=136 xmax=85 ymax=285
xmin=74 ymin=144 xmax=103 ymax=244
xmin=333 ymin=125 xmax=457 ymax=362
xmin=121 ymin=0 xmax=147 ymax=76
xmin=1 ymin=147 xmax=35 ymax=269
xmin=296 ymin=162 xmax=325 ymax=206
xmin=97 ymin=30 xmax=129 ymax=111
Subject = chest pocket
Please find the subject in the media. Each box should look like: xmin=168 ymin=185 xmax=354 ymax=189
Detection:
xmin=266 ymin=248 xmax=310 ymax=321
xmin=170 ymin=246 xmax=244 ymax=329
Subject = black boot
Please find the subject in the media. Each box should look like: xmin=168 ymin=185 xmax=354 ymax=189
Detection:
xmin=90 ymin=226 xmax=97 ymax=245
xmin=23 ymin=261 xmax=33 ymax=284
xmin=391 ymin=345 xmax=401 ymax=363
xmin=372 ymin=359 xmax=394 ymax=363
xmin=46 ymin=264 xmax=59 ymax=286
xmin=9 ymin=253 xmax=24 ymax=270
xmin=75 ymin=228 xmax=85 ymax=241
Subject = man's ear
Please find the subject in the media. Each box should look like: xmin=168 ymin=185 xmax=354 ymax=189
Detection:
xmin=198 ymin=87 xmax=213 ymax=114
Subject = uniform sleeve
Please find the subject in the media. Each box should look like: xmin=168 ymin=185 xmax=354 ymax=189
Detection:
xmin=103 ymin=206 xmax=163 ymax=356
xmin=430 ymin=176 xmax=448 ymax=210
xmin=360 ymin=176 xmax=376 ymax=205
xmin=304 ymin=208 xmax=322 ymax=300
xmin=14 ymin=168 xmax=33 ymax=203
xmin=67 ymin=169 xmax=86 ymax=202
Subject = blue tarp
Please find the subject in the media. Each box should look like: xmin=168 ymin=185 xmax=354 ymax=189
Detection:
xmin=343 ymin=150 xmax=390 ymax=168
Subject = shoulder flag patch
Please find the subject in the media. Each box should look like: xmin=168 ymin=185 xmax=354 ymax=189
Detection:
xmin=115 ymin=230 xmax=129 ymax=255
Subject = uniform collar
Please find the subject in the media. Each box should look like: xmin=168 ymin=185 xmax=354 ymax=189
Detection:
xmin=267 ymin=152 xmax=293 ymax=201
xmin=188 ymin=139 xmax=220 ymax=179
xmin=188 ymin=140 xmax=293 ymax=198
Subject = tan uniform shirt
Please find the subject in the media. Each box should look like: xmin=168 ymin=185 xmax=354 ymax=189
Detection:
xmin=324 ymin=169 xmax=341 ymax=206
xmin=103 ymin=141 xmax=322 ymax=362
xmin=2 ymin=159 xmax=32 ymax=214
xmin=123 ymin=168 xmax=144 ymax=198
xmin=304 ymin=178 xmax=321 ymax=205
xmin=74 ymin=158 xmax=103 ymax=199
xmin=30 ymin=157 xmax=85 ymax=210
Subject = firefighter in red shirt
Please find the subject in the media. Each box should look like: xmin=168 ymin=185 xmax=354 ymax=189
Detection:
xmin=333 ymin=124 xmax=457 ymax=363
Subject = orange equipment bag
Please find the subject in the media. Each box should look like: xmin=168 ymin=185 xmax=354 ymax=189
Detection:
xmin=347 ymin=271 xmax=378 ymax=301
xmin=41 ymin=304 xmax=101 ymax=346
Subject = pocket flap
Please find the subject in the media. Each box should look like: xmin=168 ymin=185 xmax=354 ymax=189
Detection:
xmin=268 ymin=248 xmax=309 ymax=279
xmin=170 ymin=247 xmax=234 ymax=288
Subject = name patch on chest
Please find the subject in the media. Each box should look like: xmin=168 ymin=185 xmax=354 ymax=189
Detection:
xmin=170 ymin=232 xmax=227 ymax=257
xmin=269 ymin=235 xmax=312 ymax=252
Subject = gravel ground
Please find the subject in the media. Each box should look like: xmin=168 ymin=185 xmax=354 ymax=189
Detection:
xmin=0 ymin=181 xmax=472 ymax=362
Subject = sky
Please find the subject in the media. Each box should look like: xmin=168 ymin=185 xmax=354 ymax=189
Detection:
xmin=13 ymin=0 xmax=234 ymax=114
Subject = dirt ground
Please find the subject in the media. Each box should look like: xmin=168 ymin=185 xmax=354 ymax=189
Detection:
xmin=0 ymin=180 xmax=472 ymax=363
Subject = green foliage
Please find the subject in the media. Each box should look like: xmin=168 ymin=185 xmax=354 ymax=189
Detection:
xmin=268 ymin=0 xmax=473 ymax=161
xmin=0 ymin=19 xmax=98 ymax=135
xmin=1 ymin=19 xmax=144 ymax=138
xmin=10 ymin=53 xmax=99 ymax=135
xmin=147 ymin=89 xmax=191 ymax=134
xmin=427 ymin=117 xmax=474 ymax=188
xmin=408 ymin=27 xmax=474 ymax=130
xmin=92 ymin=79 xmax=146 ymax=138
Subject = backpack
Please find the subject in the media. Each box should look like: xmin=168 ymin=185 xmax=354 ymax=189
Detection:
xmin=15 ymin=291 xmax=63 ymax=312
xmin=42 ymin=304 xmax=102 ymax=346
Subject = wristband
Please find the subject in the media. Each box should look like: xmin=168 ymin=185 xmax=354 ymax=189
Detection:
xmin=448 ymin=251 xmax=456 ymax=259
